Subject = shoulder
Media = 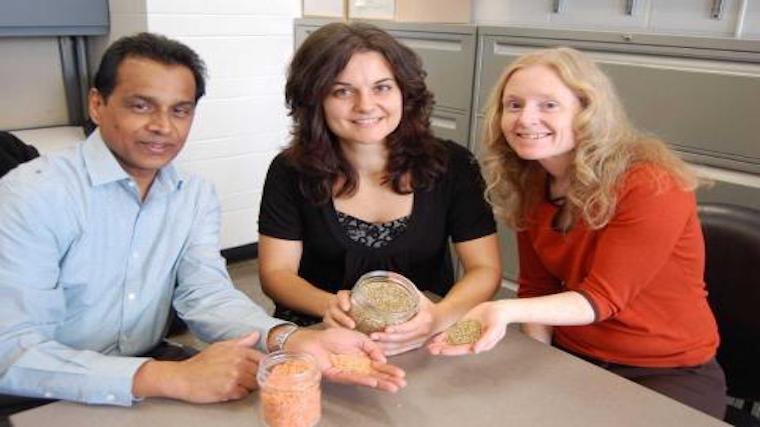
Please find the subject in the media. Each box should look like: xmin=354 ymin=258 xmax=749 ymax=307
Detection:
xmin=620 ymin=163 xmax=683 ymax=195
xmin=0 ymin=148 xmax=86 ymax=231
xmin=1 ymin=147 xmax=84 ymax=201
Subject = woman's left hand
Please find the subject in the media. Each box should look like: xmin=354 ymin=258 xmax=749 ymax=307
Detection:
xmin=369 ymin=293 xmax=443 ymax=356
xmin=427 ymin=300 xmax=509 ymax=356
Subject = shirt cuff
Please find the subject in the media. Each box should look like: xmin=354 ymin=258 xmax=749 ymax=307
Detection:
xmin=84 ymin=355 xmax=152 ymax=405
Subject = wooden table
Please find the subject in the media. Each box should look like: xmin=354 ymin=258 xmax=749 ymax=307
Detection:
xmin=11 ymin=331 xmax=727 ymax=426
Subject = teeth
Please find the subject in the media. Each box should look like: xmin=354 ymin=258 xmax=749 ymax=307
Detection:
xmin=517 ymin=132 xmax=551 ymax=140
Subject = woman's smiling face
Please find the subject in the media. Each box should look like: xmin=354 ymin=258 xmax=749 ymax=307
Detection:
xmin=500 ymin=64 xmax=581 ymax=172
xmin=322 ymin=50 xmax=403 ymax=148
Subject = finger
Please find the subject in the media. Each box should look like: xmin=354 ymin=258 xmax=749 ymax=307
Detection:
xmin=331 ymin=309 xmax=355 ymax=329
xmin=238 ymin=367 xmax=259 ymax=392
xmin=383 ymin=315 xmax=423 ymax=334
xmin=240 ymin=347 xmax=266 ymax=364
xmin=371 ymin=362 xmax=405 ymax=379
xmin=429 ymin=332 xmax=447 ymax=346
xmin=323 ymin=368 xmax=379 ymax=388
xmin=337 ymin=291 xmax=352 ymax=311
xmin=323 ymin=315 xmax=339 ymax=328
xmin=373 ymin=377 xmax=404 ymax=392
xmin=234 ymin=330 xmax=261 ymax=348
xmin=472 ymin=325 xmax=505 ymax=353
xmin=228 ymin=384 xmax=251 ymax=401
xmin=371 ymin=328 xmax=424 ymax=343
xmin=436 ymin=343 xmax=475 ymax=356
xmin=360 ymin=338 xmax=387 ymax=364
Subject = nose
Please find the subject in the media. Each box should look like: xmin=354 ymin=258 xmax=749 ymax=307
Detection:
xmin=353 ymin=90 xmax=375 ymax=113
xmin=517 ymin=105 xmax=540 ymax=126
xmin=147 ymin=111 xmax=171 ymax=134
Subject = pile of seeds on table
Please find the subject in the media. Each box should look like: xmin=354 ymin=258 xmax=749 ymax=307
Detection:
xmin=446 ymin=319 xmax=482 ymax=345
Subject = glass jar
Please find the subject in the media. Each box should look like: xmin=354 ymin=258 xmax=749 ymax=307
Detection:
xmin=257 ymin=351 xmax=321 ymax=427
xmin=349 ymin=270 xmax=420 ymax=334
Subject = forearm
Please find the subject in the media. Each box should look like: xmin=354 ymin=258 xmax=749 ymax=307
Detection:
xmin=260 ymin=269 xmax=336 ymax=318
xmin=499 ymin=291 xmax=595 ymax=326
xmin=0 ymin=343 xmax=149 ymax=406
xmin=521 ymin=323 xmax=554 ymax=344
xmin=435 ymin=264 xmax=501 ymax=331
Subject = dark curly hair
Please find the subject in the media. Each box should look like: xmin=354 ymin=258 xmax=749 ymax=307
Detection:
xmin=284 ymin=22 xmax=447 ymax=204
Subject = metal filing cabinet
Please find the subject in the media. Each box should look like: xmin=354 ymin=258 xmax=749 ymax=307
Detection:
xmin=295 ymin=18 xmax=478 ymax=148
xmin=473 ymin=26 xmax=760 ymax=281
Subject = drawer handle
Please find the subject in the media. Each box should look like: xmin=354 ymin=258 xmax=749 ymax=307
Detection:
xmin=552 ymin=0 xmax=565 ymax=14
xmin=396 ymin=37 xmax=462 ymax=52
xmin=431 ymin=116 xmax=458 ymax=130
xmin=711 ymin=0 xmax=725 ymax=19
xmin=625 ymin=0 xmax=637 ymax=15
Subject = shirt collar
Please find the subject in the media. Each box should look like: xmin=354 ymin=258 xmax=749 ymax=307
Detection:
xmin=82 ymin=129 xmax=185 ymax=190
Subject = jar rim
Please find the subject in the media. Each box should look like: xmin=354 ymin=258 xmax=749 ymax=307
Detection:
xmin=352 ymin=270 xmax=420 ymax=314
xmin=257 ymin=351 xmax=321 ymax=389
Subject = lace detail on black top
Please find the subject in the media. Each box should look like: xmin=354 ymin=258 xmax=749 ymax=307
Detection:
xmin=336 ymin=210 xmax=410 ymax=248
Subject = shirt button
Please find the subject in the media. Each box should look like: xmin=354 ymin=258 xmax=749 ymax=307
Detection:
xmin=106 ymin=394 xmax=116 ymax=402
xmin=128 ymin=293 xmax=136 ymax=301
xmin=44 ymin=391 xmax=53 ymax=398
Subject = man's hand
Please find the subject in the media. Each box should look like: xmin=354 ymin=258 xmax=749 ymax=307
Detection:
xmin=322 ymin=290 xmax=355 ymax=329
xmin=133 ymin=331 xmax=264 ymax=403
xmin=285 ymin=328 xmax=406 ymax=392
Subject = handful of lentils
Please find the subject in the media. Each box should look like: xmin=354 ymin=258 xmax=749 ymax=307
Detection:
xmin=446 ymin=319 xmax=482 ymax=345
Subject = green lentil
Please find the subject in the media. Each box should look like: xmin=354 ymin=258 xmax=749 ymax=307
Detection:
xmin=446 ymin=319 xmax=482 ymax=345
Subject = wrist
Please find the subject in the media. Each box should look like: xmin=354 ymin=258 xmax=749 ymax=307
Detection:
xmin=267 ymin=323 xmax=299 ymax=353
xmin=133 ymin=360 xmax=181 ymax=399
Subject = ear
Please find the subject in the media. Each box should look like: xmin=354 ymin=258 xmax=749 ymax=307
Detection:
xmin=88 ymin=88 xmax=105 ymax=125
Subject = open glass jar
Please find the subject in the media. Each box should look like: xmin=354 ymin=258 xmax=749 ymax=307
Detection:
xmin=257 ymin=351 xmax=321 ymax=427
xmin=349 ymin=270 xmax=420 ymax=334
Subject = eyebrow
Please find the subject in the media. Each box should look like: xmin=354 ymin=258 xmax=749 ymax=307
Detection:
xmin=332 ymin=77 xmax=395 ymax=86
xmin=126 ymin=94 xmax=195 ymax=107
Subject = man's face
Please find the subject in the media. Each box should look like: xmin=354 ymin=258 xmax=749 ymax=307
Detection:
xmin=89 ymin=56 xmax=197 ymax=182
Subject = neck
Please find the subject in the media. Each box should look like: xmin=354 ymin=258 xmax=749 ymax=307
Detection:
xmin=339 ymin=140 xmax=388 ymax=180
xmin=131 ymin=171 xmax=157 ymax=201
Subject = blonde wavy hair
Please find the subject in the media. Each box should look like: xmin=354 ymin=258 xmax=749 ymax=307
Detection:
xmin=480 ymin=47 xmax=698 ymax=231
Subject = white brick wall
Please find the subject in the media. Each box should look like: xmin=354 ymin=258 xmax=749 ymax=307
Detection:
xmin=88 ymin=0 xmax=301 ymax=249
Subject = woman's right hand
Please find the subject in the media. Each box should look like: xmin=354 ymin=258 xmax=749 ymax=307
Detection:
xmin=323 ymin=290 xmax=356 ymax=329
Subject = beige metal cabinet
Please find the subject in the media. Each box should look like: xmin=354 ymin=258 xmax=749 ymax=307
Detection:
xmin=649 ymin=0 xmax=742 ymax=37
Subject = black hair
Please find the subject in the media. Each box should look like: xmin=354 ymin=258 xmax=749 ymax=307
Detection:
xmin=93 ymin=32 xmax=207 ymax=103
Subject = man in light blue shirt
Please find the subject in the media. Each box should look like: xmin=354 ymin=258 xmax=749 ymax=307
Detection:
xmin=0 ymin=33 xmax=404 ymax=419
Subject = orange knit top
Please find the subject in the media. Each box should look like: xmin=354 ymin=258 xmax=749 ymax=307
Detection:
xmin=517 ymin=164 xmax=719 ymax=367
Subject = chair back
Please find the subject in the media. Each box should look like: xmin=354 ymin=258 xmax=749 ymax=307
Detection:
xmin=698 ymin=203 xmax=760 ymax=401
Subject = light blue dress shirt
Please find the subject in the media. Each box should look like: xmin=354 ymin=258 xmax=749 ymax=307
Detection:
xmin=0 ymin=131 xmax=283 ymax=406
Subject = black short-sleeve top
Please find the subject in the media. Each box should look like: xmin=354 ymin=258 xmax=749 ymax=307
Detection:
xmin=258 ymin=139 xmax=496 ymax=323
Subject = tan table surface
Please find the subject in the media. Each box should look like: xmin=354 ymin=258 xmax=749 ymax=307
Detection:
xmin=11 ymin=331 xmax=727 ymax=427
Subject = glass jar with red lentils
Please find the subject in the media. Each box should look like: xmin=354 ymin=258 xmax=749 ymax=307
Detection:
xmin=257 ymin=351 xmax=321 ymax=427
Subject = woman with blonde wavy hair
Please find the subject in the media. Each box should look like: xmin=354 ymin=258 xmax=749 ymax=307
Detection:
xmin=429 ymin=47 xmax=726 ymax=419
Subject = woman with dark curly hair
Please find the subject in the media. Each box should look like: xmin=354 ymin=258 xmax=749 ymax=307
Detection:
xmin=258 ymin=22 xmax=501 ymax=355
xmin=429 ymin=47 xmax=725 ymax=419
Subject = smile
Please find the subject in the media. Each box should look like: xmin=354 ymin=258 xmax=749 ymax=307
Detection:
xmin=351 ymin=117 xmax=383 ymax=126
xmin=516 ymin=132 xmax=552 ymax=140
